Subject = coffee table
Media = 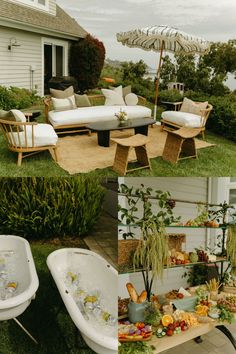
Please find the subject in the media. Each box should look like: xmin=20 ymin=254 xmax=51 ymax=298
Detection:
xmin=86 ymin=117 xmax=155 ymax=147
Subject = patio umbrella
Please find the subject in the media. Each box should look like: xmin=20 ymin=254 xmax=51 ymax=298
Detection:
xmin=117 ymin=25 xmax=210 ymax=119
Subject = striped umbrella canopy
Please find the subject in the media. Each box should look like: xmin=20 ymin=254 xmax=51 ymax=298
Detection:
xmin=117 ymin=25 xmax=210 ymax=118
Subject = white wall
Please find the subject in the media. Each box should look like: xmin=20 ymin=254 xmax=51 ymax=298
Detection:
xmin=118 ymin=177 xmax=209 ymax=298
xmin=0 ymin=27 xmax=42 ymax=94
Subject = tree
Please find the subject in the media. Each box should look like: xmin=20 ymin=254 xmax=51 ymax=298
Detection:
xmin=159 ymin=55 xmax=176 ymax=89
xmin=121 ymin=60 xmax=148 ymax=82
xmin=69 ymin=34 xmax=105 ymax=92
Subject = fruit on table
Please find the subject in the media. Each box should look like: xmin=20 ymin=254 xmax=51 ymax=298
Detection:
xmin=189 ymin=252 xmax=199 ymax=263
xmin=161 ymin=314 xmax=174 ymax=327
xmin=195 ymin=304 xmax=209 ymax=316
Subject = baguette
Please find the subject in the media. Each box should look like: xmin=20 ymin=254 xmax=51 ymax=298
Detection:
xmin=137 ymin=290 xmax=147 ymax=303
xmin=126 ymin=283 xmax=138 ymax=303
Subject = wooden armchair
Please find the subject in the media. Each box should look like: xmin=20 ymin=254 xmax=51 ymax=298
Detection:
xmin=161 ymin=100 xmax=213 ymax=140
xmin=0 ymin=119 xmax=58 ymax=166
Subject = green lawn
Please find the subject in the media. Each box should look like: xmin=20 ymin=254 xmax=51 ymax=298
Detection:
xmin=0 ymin=242 xmax=95 ymax=354
xmin=1 ymin=105 xmax=236 ymax=177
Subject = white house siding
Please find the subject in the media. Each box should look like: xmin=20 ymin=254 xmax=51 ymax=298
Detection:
xmin=49 ymin=0 xmax=56 ymax=16
xmin=118 ymin=177 xmax=209 ymax=298
xmin=0 ymin=27 xmax=42 ymax=95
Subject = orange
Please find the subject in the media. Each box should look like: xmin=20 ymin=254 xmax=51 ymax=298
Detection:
xmin=161 ymin=314 xmax=174 ymax=327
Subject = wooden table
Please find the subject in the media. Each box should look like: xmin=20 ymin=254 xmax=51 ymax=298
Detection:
xmin=149 ymin=319 xmax=236 ymax=353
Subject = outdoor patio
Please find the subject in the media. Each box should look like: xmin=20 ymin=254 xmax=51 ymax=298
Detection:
xmin=0 ymin=106 xmax=236 ymax=177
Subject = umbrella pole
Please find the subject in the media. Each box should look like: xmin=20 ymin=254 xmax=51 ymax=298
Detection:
xmin=154 ymin=40 xmax=165 ymax=120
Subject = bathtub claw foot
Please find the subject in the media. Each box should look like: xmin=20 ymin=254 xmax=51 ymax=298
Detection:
xmin=13 ymin=318 xmax=38 ymax=344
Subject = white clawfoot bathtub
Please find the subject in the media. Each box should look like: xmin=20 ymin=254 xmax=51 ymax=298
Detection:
xmin=47 ymin=248 xmax=118 ymax=354
xmin=0 ymin=235 xmax=39 ymax=321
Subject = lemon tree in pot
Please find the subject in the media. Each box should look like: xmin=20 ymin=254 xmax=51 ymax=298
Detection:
xmin=119 ymin=184 xmax=180 ymax=300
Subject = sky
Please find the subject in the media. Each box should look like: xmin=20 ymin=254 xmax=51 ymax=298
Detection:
xmin=57 ymin=0 xmax=236 ymax=86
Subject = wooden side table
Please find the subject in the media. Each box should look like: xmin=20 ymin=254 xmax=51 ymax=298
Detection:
xmin=162 ymin=127 xmax=202 ymax=164
xmin=23 ymin=110 xmax=41 ymax=122
xmin=111 ymin=134 xmax=151 ymax=176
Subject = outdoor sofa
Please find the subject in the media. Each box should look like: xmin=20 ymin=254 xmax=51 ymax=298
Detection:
xmin=44 ymin=86 xmax=152 ymax=135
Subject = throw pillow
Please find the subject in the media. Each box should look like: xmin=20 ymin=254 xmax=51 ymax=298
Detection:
xmin=10 ymin=109 xmax=27 ymax=131
xmin=125 ymin=93 xmax=139 ymax=106
xmin=51 ymin=95 xmax=77 ymax=111
xmin=0 ymin=110 xmax=15 ymax=120
xmin=180 ymin=97 xmax=208 ymax=116
xmin=123 ymin=85 xmax=132 ymax=98
xmin=101 ymin=88 xmax=125 ymax=106
xmin=10 ymin=109 xmax=27 ymax=123
xmin=50 ymin=85 xmax=74 ymax=99
xmin=74 ymin=94 xmax=92 ymax=107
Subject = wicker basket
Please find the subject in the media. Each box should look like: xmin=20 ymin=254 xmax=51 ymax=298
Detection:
xmin=168 ymin=233 xmax=186 ymax=251
xmin=118 ymin=239 xmax=140 ymax=266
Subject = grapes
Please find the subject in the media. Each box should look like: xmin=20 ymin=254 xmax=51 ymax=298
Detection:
xmin=196 ymin=249 xmax=209 ymax=262
xmin=166 ymin=199 xmax=176 ymax=209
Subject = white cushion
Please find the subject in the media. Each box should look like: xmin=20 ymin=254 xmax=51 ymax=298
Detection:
xmin=101 ymin=87 xmax=125 ymax=106
xmin=51 ymin=96 xmax=76 ymax=111
xmin=12 ymin=124 xmax=58 ymax=148
xmin=180 ymin=97 xmax=208 ymax=116
xmin=48 ymin=105 xmax=152 ymax=127
xmin=161 ymin=111 xmax=203 ymax=128
xmin=10 ymin=109 xmax=27 ymax=123
xmin=125 ymin=93 xmax=138 ymax=106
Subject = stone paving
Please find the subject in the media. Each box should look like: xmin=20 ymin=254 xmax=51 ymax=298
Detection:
xmin=84 ymin=209 xmax=118 ymax=269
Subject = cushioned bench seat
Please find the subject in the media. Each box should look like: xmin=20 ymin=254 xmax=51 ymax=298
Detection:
xmin=48 ymin=105 xmax=152 ymax=127
xmin=161 ymin=111 xmax=202 ymax=128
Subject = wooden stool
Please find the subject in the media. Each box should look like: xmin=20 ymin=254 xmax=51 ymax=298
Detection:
xmin=162 ymin=127 xmax=202 ymax=164
xmin=111 ymin=134 xmax=151 ymax=176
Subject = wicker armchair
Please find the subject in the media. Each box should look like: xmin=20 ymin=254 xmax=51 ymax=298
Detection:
xmin=161 ymin=100 xmax=213 ymax=139
xmin=0 ymin=119 xmax=58 ymax=166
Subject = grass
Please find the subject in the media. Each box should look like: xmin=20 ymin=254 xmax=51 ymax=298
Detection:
xmin=1 ymin=104 xmax=236 ymax=177
xmin=0 ymin=240 xmax=95 ymax=354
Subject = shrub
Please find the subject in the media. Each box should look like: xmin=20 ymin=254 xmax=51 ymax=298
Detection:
xmin=158 ymin=89 xmax=183 ymax=103
xmin=69 ymin=34 xmax=105 ymax=93
xmin=0 ymin=177 xmax=105 ymax=239
xmin=0 ymin=86 xmax=40 ymax=110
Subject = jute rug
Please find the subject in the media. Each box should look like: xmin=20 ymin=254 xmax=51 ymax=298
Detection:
xmin=53 ymin=125 xmax=215 ymax=174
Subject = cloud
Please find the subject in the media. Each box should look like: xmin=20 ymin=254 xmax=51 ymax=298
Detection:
xmin=57 ymin=0 xmax=236 ymax=69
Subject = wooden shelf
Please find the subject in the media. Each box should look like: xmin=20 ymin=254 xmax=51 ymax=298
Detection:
xmin=119 ymin=257 xmax=228 ymax=274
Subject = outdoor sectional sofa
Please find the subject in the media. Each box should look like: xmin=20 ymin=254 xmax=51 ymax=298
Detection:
xmin=44 ymin=94 xmax=152 ymax=135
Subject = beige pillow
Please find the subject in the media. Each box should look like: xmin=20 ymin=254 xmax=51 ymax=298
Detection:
xmin=10 ymin=109 xmax=27 ymax=131
xmin=50 ymin=86 xmax=74 ymax=99
xmin=123 ymin=85 xmax=132 ymax=98
xmin=0 ymin=110 xmax=15 ymax=120
xmin=51 ymin=95 xmax=77 ymax=111
xmin=101 ymin=88 xmax=125 ymax=106
xmin=125 ymin=93 xmax=138 ymax=106
xmin=74 ymin=94 xmax=91 ymax=107
xmin=180 ymin=97 xmax=208 ymax=116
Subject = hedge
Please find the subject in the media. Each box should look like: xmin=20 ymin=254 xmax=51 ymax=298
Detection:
xmin=0 ymin=86 xmax=40 ymax=111
xmin=0 ymin=177 xmax=105 ymax=239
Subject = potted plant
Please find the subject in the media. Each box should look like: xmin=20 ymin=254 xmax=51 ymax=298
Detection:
xmin=118 ymin=183 xmax=180 ymax=299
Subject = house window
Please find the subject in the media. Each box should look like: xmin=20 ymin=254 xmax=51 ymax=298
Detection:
xmin=10 ymin=0 xmax=49 ymax=11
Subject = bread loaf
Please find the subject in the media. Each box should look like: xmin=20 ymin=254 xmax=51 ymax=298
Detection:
xmin=137 ymin=290 xmax=147 ymax=303
xmin=126 ymin=283 xmax=138 ymax=303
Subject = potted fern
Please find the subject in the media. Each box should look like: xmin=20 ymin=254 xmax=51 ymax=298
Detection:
xmin=119 ymin=183 xmax=180 ymax=299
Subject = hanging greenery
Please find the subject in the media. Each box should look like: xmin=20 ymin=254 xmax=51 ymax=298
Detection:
xmin=227 ymin=224 xmax=236 ymax=276
xmin=119 ymin=184 xmax=180 ymax=299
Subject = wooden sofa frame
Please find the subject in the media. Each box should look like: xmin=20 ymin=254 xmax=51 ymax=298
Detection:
xmin=161 ymin=101 xmax=213 ymax=140
xmin=44 ymin=94 xmax=147 ymax=135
